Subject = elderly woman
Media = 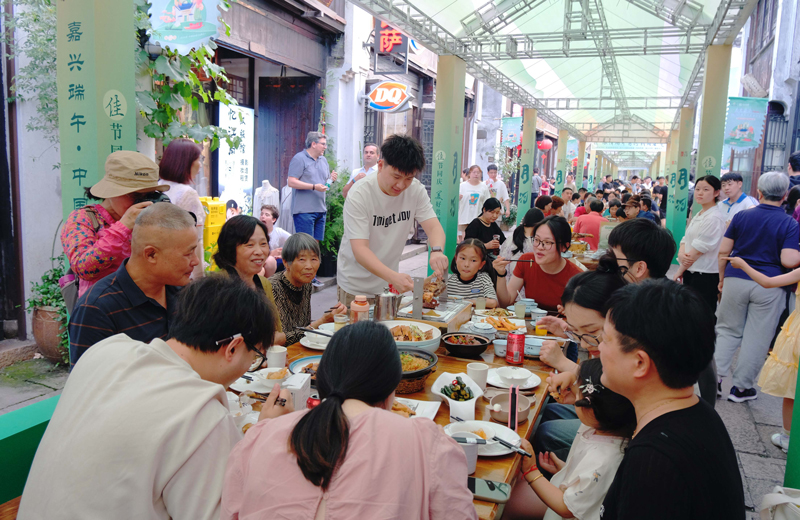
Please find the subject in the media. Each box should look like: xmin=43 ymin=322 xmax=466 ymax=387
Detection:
xmin=213 ymin=215 xmax=285 ymax=345
xmin=269 ymin=233 xmax=346 ymax=345
xmin=716 ymin=171 xmax=800 ymax=403
xmin=61 ymin=151 xmax=166 ymax=300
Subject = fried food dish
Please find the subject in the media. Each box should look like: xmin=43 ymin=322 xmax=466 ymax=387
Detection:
xmin=472 ymin=429 xmax=487 ymax=440
xmin=572 ymin=232 xmax=594 ymax=239
xmin=444 ymin=334 xmax=483 ymax=345
xmin=423 ymin=278 xmax=446 ymax=309
xmin=242 ymin=423 xmax=254 ymax=434
xmin=391 ymin=324 xmax=434 ymax=342
xmin=486 ymin=317 xmax=521 ymax=332
xmin=267 ymin=367 xmax=288 ymax=379
xmin=301 ymin=363 xmax=319 ymax=381
xmin=400 ymin=352 xmax=430 ymax=372
xmin=481 ymin=308 xmax=512 ymax=317
xmin=391 ymin=400 xmax=416 ymax=418
xmin=251 ymin=401 xmax=263 ymax=412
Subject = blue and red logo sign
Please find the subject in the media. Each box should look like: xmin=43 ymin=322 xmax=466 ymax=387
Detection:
xmin=367 ymin=81 xmax=413 ymax=113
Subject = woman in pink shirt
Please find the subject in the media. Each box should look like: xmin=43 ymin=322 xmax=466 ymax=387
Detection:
xmin=221 ymin=321 xmax=478 ymax=520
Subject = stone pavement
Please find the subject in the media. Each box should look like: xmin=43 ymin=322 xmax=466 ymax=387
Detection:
xmin=0 ymin=245 xmax=789 ymax=517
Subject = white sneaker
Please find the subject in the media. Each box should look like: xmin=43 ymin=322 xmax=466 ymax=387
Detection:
xmin=771 ymin=432 xmax=790 ymax=453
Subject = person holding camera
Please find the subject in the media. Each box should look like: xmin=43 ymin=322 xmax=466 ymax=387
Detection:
xmin=61 ymin=151 xmax=170 ymax=298
xmin=68 ymin=203 xmax=199 ymax=366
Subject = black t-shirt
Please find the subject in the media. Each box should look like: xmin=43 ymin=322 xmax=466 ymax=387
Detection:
xmin=601 ymin=400 xmax=744 ymax=520
xmin=464 ymin=218 xmax=506 ymax=256
xmin=653 ymin=185 xmax=668 ymax=210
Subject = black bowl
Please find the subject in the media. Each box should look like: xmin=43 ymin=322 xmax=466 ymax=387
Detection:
xmin=397 ymin=348 xmax=438 ymax=378
xmin=441 ymin=332 xmax=490 ymax=358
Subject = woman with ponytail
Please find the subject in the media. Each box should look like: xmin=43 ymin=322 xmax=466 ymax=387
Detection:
xmin=221 ymin=321 xmax=477 ymax=520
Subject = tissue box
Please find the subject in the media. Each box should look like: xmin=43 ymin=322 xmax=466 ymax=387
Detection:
xmin=282 ymin=373 xmax=311 ymax=408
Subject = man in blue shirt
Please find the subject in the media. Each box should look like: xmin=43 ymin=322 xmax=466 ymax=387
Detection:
xmin=717 ymin=172 xmax=800 ymax=402
xmin=718 ymin=172 xmax=759 ymax=225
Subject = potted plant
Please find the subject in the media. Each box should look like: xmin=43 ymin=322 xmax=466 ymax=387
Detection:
xmin=26 ymin=257 xmax=69 ymax=364
xmin=500 ymin=204 xmax=518 ymax=231
xmin=318 ymin=168 xmax=350 ymax=277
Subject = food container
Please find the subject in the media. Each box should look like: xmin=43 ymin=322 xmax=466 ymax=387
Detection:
xmin=506 ymin=331 xmax=525 ymax=365
xmin=441 ymin=332 xmax=490 ymax=358
xmin=461 ymin=322 xmax=496 ymax=342
xmin=529 ymin=308 xmax=548 ymax=320
xmin=489 ymin=393 xmax=532 ymax=425
xmin=524 ymin=336 xmax=544 ymax=357
xmin=397 ymin=348 xmax=438 ymax=394
xmin=493 ymin=339 xmax=507 ymax=357
xmin=305 ymin=323 xmax=335 ymax=347
xmin=497 ymin=366 xmax=533 ymax=386
xmin=446 ymin=421 xmax=497 ymax=445
xmin=381 ymin=320 xmax=441 ymax=353
xmin=431 ymin=371 xmax=484 ymax=421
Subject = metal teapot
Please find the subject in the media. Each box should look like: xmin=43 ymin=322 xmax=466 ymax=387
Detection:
xmin=374 ymin=288 xmax=404 ymax=321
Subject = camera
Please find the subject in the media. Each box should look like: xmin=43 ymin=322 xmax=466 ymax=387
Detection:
xmin=132 ymin=190 xmax=171 ymax=204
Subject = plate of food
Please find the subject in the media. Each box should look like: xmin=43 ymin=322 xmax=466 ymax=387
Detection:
xmin=390 ymin=397 xmax=441 ymax=420
xmin=474 ymin=316 xmax=525 ymax=333
xmin=289 ymin=355 xmax=323 ymax=384
xmin=381 ymin=320 xmax=441 ymax=353
xmin=486 ymin=368 xmax=542 ymax=390
xmin=444 ymin=420 xmax=521 ymax=457
xmin=441 ymin=333 xmax=490 ymax=357
xmin=423 ymin=277 xmax=446 ymax=309
xmin=229 ymin=367 xmax=290 ymax=394
xmin=474 ymin=308 xmax=513 ymax=317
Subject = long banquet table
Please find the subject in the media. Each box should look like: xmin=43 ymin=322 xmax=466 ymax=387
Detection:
xmin=287 ymin=339 xmax=552 ymax=520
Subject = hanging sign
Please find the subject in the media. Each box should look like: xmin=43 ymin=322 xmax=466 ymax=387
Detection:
xmin=723 ymin=97 xmax=770 ymax=149
xmin=218 ymin=106 xmax=254 ymax=216
xmin=365 ymin=81 xmax=414 ymax=113
xmin=372 ymin=18 xmax=409 ymax=74
xmin=566 ymin=138 xmax=578 ymax=162
xmin=501 ymin=117 xmax=522 ymax=147
xmin=148 ymin=0 xmax=223 ymax=55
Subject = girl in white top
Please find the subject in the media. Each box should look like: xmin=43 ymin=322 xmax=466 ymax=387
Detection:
xmin=674 ymin=175 xmax=727 ymax=312
xmin=446 ymin=239 xmax=498 ymax=307
xmin=458 ymin=165 xmax=490 ymax=238
xmin=507 ymin=358 xmax=636 ymax=520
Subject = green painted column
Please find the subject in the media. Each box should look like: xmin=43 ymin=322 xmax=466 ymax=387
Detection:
xmin=57 ymin=0 xmax=136 ymax=221
xmin=667 ymin=108 xmax=694 ymax=254
xmin=575 ymin=141 xmax=586 ymax=189
xmin=586 ymin=150 xmax=596 ymax=191
xmin=518 ymin=108 xmax=538 ymax=224
xmin=430 ymin=55 xmax=466 ymax=263
xmin=612 ymin=163 xmax=618 ymax=179
xmin=594 ymin=152 xmax=604 ymax=191
xmin=554 ymin=129 xmax=570 ymax=196
xmin=658 ymin=150 xmax=666 ymax=178
xmin=697 ymin=45 xmax=732 ymax=179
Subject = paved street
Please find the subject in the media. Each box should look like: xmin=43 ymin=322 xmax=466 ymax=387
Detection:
xmin=0 ymin=247 xmax=788 ymax=516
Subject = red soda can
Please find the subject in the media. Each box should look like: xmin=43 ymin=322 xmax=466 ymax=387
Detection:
xmin=506 ymin=331 xmax=525 ymax=365
xmin=306 ymin=396 xmax=321 ymax=409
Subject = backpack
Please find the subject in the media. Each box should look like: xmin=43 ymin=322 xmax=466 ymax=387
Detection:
xmin=60 ymin=208 xmax=102 ymax=315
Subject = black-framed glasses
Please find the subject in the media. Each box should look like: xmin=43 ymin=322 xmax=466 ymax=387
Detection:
xmin=533 ymin=238 xmax=556 ymax=250
xmin=215 ymin=333 xmax=265 ymax=372
xmin=564 ymin=329 xmax=604 ymax=347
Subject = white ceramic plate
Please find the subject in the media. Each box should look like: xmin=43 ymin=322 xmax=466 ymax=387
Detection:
xmin=380 ymin=320 xmax=442 ymax=353
xmin=393 ymin=397 xmax=441 ymax=421
xmin=300 ymin=337 xmax=327 ymax=351
xmin=487 ymin=368 xmax=542 ymax=390
xmin=474 ymin=309 xmax=515 ymax=317
xmin=444 ymin=420 xmax=522 ymax=457
xmin=472 ymin=316 xmax=525 ymax=330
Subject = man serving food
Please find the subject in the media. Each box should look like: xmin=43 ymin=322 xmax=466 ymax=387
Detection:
xmin=336 ymin=134 xmax=448 ymax=305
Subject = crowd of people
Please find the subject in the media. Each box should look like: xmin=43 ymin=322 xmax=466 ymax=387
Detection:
xmin=24 ymin=135 xmax=800 ymax=520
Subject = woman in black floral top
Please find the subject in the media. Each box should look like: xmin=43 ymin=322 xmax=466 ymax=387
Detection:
xmin=269 ymin=233 xmax=347 ymax=345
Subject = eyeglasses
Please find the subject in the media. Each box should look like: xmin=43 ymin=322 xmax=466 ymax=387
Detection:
xmin=564 ymin=329 xmax=605 ymax=347
xmin=216 ymin=333 xmax=265 ymax=372
xmin=533 ymin=238 xmax=556 ymax=250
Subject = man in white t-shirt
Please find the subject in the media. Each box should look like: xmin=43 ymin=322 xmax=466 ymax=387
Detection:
xmin=718 ymin=172 xmax=759 ymax=225
xmin=459 ymin=165 xmax=490 ymax=239
xmin=260 ymin=204 xmax=292 ymax=270
xmin=17 ymin=276 xmax=292 ymax=520
xmin=337 ymin=135 xmax=448 ymax=305
xmin=485 ymin=163 xmax=510 ymax=218
xmin=342 ymin=143 xmax=379 ymax=198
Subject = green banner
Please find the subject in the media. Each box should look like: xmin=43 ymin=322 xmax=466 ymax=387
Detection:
xmin=518 ymin=109 xmax=537 ymax=224
xmin=501 ymin=117 xmax=522 ymax=148
xmin=58 ymin=0 xmax=136 ymax=221
xmin=586 ymin=151 xmax=596 ymax=191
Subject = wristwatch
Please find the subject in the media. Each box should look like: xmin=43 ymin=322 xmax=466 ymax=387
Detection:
xmin=430 ymin=246 xmax=443 ymax=254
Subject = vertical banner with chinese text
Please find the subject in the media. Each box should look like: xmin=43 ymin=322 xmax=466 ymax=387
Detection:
xmin=218 ymin=106 xmax=255 ymax=215
xmin=501 ymin=117 xmax=522 ymax=148
xmin=554 ymin=129 xmax=569 ymax=195
xmin=668 ymin=108 xmax=695 ymax=253
xmin=518 ymin=109 xmax=537 ymax=224
xmin=57 ymin=0 xmax=135 ymax=221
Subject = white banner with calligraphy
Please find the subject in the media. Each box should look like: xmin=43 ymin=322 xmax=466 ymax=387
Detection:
xmin=218 ymin=106 xmax=254 ymax=216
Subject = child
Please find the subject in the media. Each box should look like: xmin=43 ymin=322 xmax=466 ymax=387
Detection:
xmin=446 ymin=239 xmax=498 ymax=308
xmin=507 ymin=359 xmax=636 ymax=520
xmin=725 ymin=256 xmax=800 ymax=452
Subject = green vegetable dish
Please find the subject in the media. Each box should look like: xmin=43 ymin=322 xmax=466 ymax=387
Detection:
xmin=441 ymin=376 xmax=474 ymax=401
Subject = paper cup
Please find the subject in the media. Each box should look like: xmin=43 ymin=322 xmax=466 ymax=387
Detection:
xmin=267 ymin=346 xmax=287 ymax=368
xmin=453 ymin=431 xmax=480 ymax=474
xmin=467 ymin=363 xmax=489 ymax=392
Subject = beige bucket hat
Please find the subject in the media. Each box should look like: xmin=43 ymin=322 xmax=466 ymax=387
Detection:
xmin=90 ymin=151 xmax=170 ymax=199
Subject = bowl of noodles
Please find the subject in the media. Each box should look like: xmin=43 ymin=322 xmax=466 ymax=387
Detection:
xmin=396 ymin=348 xmax=438 ymax=394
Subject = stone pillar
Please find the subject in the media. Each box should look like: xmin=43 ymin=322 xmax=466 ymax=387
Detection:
xmin=575 ymin=140 xmax=586 ymax=189
xmin=554 ymin=129 xmax=570 ymax=196
xmin=658 ymin=150 xmax=666 ymax=178
xmin=667 ymin=107 xmax=695 ymax=251
xmin=518 ymin=108 xmax=538 ymax=224
xmin=587 ymin=150 xmax=596 ymax=191
xmin=696 ymin=45 xmax=733 ymax=179
xmin=430 ymin=55 xmax=466 ymax=262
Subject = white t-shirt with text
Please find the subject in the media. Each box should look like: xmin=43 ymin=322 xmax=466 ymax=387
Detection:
xmin=338 ymin=174 xmax=437 ymax=296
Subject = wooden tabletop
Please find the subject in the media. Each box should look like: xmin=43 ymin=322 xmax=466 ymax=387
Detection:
xmin=287 ymin=340 xmax=551 ymax=520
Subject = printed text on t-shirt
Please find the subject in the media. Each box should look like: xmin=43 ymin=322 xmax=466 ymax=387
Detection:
xmin=373 ymin=210 xmax=412 ymax=228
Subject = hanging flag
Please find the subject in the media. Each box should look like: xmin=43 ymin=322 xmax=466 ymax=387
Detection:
xmin=723 ymin=97 xmax=769 ymax=149
xmin=566 ymin=138 xmax=578 ymax=162
xmin=501 ymin=117 xmax=522 ymax=147
xmin=148 ymin=0 xmax=223 ymax=55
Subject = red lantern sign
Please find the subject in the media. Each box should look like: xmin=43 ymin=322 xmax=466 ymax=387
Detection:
xmin=538 ymin=138 xmax=553 ymax=151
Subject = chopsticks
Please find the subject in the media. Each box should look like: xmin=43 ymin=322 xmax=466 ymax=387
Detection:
xmin=239 ymin=382 xmax=288 ymax=406
xmin=294 ymin=326 xmax=333 ymax=337
xmin=453 ymin=436 xmax=487 ymax=445
xmin=450 ymin=416 xmax=532 ymax=457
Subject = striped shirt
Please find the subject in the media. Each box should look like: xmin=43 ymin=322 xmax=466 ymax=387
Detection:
xmin=446 ymin=272 xmax=497 ymax=301
xmin=68 ymin=260 xmax=180 ymax=366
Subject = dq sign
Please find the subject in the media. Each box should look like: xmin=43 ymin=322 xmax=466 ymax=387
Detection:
xmin=366 ymin=81 xmax=413 ymax=113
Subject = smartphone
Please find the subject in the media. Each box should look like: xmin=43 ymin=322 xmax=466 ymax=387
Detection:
xmin=467 ymin=477 xmax=512 ymax=504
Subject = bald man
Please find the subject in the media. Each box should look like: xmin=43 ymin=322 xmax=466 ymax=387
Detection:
xmin=68 ymin=202 xmax=199 ymax=366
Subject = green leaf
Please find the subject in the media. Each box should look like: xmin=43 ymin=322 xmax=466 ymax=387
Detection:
xmin=143 ymin=123 xmax=164 ymax=138
xmin=136 ymin=91 xmax=158 ymax=114
xmin=153 ymin=109 xmax=170 ymax=125
xmin=191 ymin=96 xmax=200 ymax=112
xmin=167 ymin=93 xmax=185 ymax=110
xmin=154 ymin=55 xmax=183 ymax=79
xmin=210 ymin=135 xmax=220 ymax=152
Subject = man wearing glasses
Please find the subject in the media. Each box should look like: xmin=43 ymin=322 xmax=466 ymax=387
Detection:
xmin=18 ymin=275 xmax=293 ymax=520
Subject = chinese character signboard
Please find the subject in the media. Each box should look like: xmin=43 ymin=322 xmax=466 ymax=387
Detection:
xmin=373 ymin=18 xmax=409 ymax=74
xmin=218 ymin=106 xmax=254 ymax=216
xmin=501 ymin=117 xmax=522 ymax=148
xmin=365 ymin=81 xmax=413 ymax=113
xmin=148 ymin=0 xmax=223 ymax=55
xmin=57 ymin=0 xmax=136 ymax=221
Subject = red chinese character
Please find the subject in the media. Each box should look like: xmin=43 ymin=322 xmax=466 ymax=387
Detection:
xmin=379 ymin=22 xmax=404 ymax=53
